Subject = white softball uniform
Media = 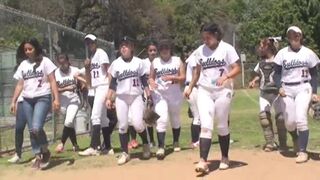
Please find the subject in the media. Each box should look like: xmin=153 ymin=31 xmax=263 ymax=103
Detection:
xmin=194 ymin=41 xmax=239 ymax=135
xmin=274 ymin=46 xmax=319 ymax=131
xmin=55 ymin=66 xmax=81 ymax=128
xmin=89 ymin=48 xmax=110 ymax=127
xmin=13 ymin=57 xmax=56 ymax=98
xmin=109 ymin=56 xmax=147 ymax=134
xmin=185 ymin=52 xmax=200 ymax=125
xmin=152 ymin=56 xmax=183 ymax=132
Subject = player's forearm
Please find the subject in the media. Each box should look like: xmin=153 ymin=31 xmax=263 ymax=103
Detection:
xmin=189 ymin=66 xmax=200 ymax=90
xmin=273 ymin=64 xmax=282 ymax=89
xmin=85 ymin=69 xmax=92 ymax=88
xmin=251 ymin=76 xmax=260 ymax=82
xmin=309 ymin=66 xmax=318 ymax=94
xmin=49 ymin=75 xmax=60 ymax=102
xmin=226 ymin=61 xmax=241 ymax=79
xmin=11 ymin=80 xmax=23 ymax=104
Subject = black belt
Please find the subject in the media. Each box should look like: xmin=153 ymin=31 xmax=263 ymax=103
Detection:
xmin=283 ymin=80 xmax=309 ymax=86
xmin=185 ymin=82 xmax=198 ymax=88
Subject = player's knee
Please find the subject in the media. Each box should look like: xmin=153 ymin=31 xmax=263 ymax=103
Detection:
xmin=199 ymin=128 xmax=212 ymax=139
xmin=217 ymin=127 xmax=229 ymax=136
xmin=133 ymin=122 xmax=145 ymax=133
xmin=259 ymin=111 xmax=271 ymax=127
xmin=64 ymin=121 xmax=74 ymax=128
xmin=118 ymin=123 xmax=129 ymax=134
xmin=296 ymin=121 xmax=308 ymax=131
xmin=285 ymin=121 xmax=296 ymax=132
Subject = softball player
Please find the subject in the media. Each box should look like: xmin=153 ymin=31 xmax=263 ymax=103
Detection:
xmin=106 ymin=36 xmax=152 ymax=165
xmin=273 ymin=26 xmax=319 ymax=163
xmin=184 ymin=50 xmax=201 ymax=148
xmin=149 ymin=39 xmax=186 ymax=160
xmin=248 ymin=38 xmax=287 ymax=152
xmin=55 ymin=54 xmax=86 ymax=153
xmin=79 ymin=34 xmax=113 ymax=156
xmin=10 ymin=38 xmax=60 ymax=170
xmin=184 ymin=23 xmax=241 ymax=173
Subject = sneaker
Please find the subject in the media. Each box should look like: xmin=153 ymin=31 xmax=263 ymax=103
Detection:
xmin=142 ymin=144 xmax=151 ymax=159
xmin=40 ymin=150 xmax=51 ymax=170
xmin=72 ymin=145 xmax=80 ymax=152
xmin=173 ymin=142 xmax=181 ymax=152
xmin=55 ymin=143 xmax=64 ymax=153
xmin=149 ymin=142 xmax=156 ymax=148
xmin=101 ymin=148 xmax=114 ymax=155
xmin=156 ymin=148 xmax=165 ymax=160
xmin=219 ymin=157 xmax=230 ymax=170
xmin=195 ymin=161 xmax=209 ymax=174
xmin=8 ymin=153 xmax=21 ymax=164
xmin=130 ymin=139 xmax=139 ymax=149
xmin=117 ymin=152 xmax=130 ymax=165
xmin=32 ymin=156 xmax=41 ymax=169
xmin=191 ymin=141 xmax=199 ymax=149
xmin=78 ymin=147 xmax=100 ymax=156
xmin=296 ymin=152 xmax=308 ymax=163
xmin=263 ymin=143 xmax=278 ymax=152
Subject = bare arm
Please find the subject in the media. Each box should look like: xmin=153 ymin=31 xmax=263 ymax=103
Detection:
xmin=216 ymin=60 xmax=241 ymax=86
xmin=149 ymin=64 xmax=157 ymax=89
xmin=84 ymin=58 xmax=92 ymax=88
xmin=48 ymin=72 xmax=60 ymax=111
xmin=184 ymin=64 xmax=201 ymax=99
xmin=10 ymin=80 xmax=24 ymax=114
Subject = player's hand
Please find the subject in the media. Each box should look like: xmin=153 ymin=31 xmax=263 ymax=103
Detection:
xmin=161 ymin=75 xmax=173 ymax=82
xmin=10 ymin=102 xmax=16 ymax=115
xmin=312 ymin=94 xmax=319 ymax=102
xmin=184 ymin=87 xmax=192 ymax=99
xmin=216 ymin=75 xmax=228 ymax=86
xmin=52 ymin=99 xmax=60 ymax=112
xmin=279 ymin=87 xmax=286 ymax=97
xmin=106 ymin=99 xmax=115 ymax=109
xmin=248 ymin=81 xmax=255 ymax=88
xmin=84 ymin=58 xmax=91 ymax=70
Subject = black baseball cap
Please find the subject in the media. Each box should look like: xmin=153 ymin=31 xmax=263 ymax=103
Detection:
xmin=120 ymin=36 xmax=135 ymax=46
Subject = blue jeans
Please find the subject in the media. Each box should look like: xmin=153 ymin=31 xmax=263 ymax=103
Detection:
xmin=23 ymin=94 xmax=51 ymax=155
xmin=15 ymin=102 xmax=30 ymax=157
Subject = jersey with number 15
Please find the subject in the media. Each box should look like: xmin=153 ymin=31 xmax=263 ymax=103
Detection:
xmin=194 ymin=41 xmax=239 ymax=90
xmin=108 ymin=56 xmax=147 ymax=95
xmin=90 ymin=48 xmax=110 ymax=87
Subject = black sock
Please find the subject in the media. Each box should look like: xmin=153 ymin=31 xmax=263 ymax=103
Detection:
xmin=289 ymin=130 xmax=298 ymax=141
xmin=61 ymin=126 xmax=70 ymax=145
xmin=102 ymin=127 xmax=112 ymax=150
xmin=138 ymin=129 xmax=148 ymax=144
xmin=218 ymin=134 xmax=230 ymax=158
xmin=68 ymin=127 xmax=78 ymax=146
xmin=200 ymin=138 xmax=212 ymax=161
xmin=191 ymin=124 xmax=201 ymax=143
xmin=90 ymin=125 xmax=101 ymax=149
xmin=129 ymin=125 xmax=137 ymax=140
xmin=147 ymin=126 xmax=155 ymax=143
xmin=298 ymin=130 xmax=309 ymax=152
xmin=157 ymin=132 xmax=166 ymax=148
xmin=107 ymin=108 xmax=118 ymax=131
xmin=172 ymin=128 xmax=181 ymax=143
xmin=119 ymin=133 xmax=129 ymax=153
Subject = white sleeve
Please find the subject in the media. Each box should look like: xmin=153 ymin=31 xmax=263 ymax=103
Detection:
xmin=308 ymin=50 xmax=319 ymax=68
xmin=99 ymin=49 xmax=110 ymax=65
xmin=253 ymin=63 xmax=259 ymax=73
xmin=13 ymin=63 xmax=23 ymax=80
xmin=226 ymin=46 xmax=239 ymax=65
xmin=273 ymin=50 xmax=283 ymax=66
xmin=44 ymin=58 xmax=57 ymax=75
xmin=143 ymin=60 xmax=151 ymax=75
xmin=79 ymin=67 xmax=86 ymax=75
xmin=109 ymin=61 xmax=116 ymax=77
xmin=194 ymin=49 xmax=202 ymax=65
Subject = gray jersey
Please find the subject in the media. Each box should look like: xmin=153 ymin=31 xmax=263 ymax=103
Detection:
xmin=254 ymin=60 xmax=278 ymax=93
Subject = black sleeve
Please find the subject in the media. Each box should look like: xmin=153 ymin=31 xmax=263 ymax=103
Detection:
xmin=273 ymin=64 xmax=282 ymax=89
xmin=309 ymin=66 xmax=318 ymax=94
xmin=140 ymin=74 xmax=148 ymax=88
xmin=109 ymin=76 xmax=117 ymax=91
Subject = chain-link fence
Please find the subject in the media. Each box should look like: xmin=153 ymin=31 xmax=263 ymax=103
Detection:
xmin=0 ymin=4 xmax=115 ymax=153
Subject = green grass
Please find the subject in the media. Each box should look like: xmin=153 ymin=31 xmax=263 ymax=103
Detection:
xmin=1 ymin=89 xmax=320 ymax=171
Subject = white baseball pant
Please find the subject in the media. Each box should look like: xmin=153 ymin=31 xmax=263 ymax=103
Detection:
xmin=91 ymin=85 xmax=109 ymax=127
xmin=116 ymin=94 xmax=145 ymax=134
xmin=282 ymin=83 xmax=312 ymax=131
xmin=60 ymin=96 xmax=80 ymax=128
xmin=184 ymin=86 xmax=200 ymax=125
xmin=197 ymin=86 xmax=233 ymax=136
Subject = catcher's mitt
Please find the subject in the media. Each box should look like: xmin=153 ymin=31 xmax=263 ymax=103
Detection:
xmin=143 ymin=96 xmax=160 ymax=125
xmin=309 ymin=101 xmax=320 ymax=120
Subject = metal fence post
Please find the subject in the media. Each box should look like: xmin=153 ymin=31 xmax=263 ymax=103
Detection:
xmin=48 ymin=24 xmax=56 ymax=142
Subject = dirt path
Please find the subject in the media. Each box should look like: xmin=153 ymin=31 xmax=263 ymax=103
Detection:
xmin=2 ymin=149 xmax=320 ymax=180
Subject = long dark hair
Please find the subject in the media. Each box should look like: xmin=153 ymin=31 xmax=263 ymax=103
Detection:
xmin=16 ymin=38 xmax=43 ymax=72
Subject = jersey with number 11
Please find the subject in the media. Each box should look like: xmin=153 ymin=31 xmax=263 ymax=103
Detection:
xmin=109 ymin=56 xmax=147 ymax=95
xmin=90 ymin=48 xmax=110 ymax=87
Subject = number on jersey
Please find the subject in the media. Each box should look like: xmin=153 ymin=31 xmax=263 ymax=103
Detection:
xmin=93 ymin=70 xmax=99 ymax=78
xmin=133 ymin=78 xmax=140 ymax=87
xmin=301 ymin=69 xmax=309 ymax=78
xmin=219 ymin=68 xmax=224 ymax=77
